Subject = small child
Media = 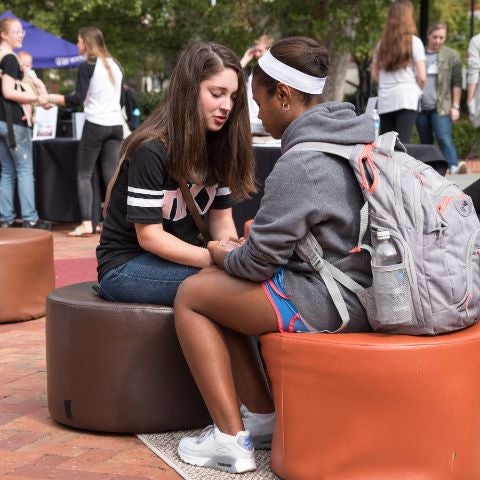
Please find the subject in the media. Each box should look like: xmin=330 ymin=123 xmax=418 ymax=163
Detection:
xmin=17 ymin=51 xmax=48 ymax=126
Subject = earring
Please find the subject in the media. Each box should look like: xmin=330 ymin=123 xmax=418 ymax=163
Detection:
xmin=282 ymin=103 xmax=290 ymax=111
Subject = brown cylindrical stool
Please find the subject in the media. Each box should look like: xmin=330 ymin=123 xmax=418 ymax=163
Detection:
xmin=0 ymin=228 xmax=54 ymax=323
xmin=261 ymin=323 xmax=480 ymax=480
xmin=46 ymin=282 xmax=211 ymax=433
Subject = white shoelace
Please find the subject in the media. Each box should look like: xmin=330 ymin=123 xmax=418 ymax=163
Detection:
xmin=195 ymin=425 xmax=216 ymax=444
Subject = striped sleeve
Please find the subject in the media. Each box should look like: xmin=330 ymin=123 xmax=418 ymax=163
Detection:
xmin=126 ymin=143 xmax=168 ymax=224
xmin=210 ymin=185 xmax=234 ymax=209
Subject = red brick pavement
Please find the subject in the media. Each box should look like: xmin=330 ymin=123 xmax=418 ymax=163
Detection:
xmin=0 ymin=225 xmax=181 ymax=479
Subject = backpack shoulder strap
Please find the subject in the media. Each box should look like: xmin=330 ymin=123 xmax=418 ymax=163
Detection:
xmin=290 ymin=141 xmax=372 ymax=331
xmin=288 ymin=141 xmax=354 ymax=160
xmin=290 ymin=140 xmax=372 ymax=252
xmin=288 ymin=131 xmax=404 ymax=159
xmin=296 ymin=231 xmax=368 ymax=333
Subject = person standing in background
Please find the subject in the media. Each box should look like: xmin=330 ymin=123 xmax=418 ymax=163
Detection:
xmin=122 ymin=84 xmax=141 ymax=130
xmin=0 ymin=17 xmax=51 ymax=229
xmin=416 ymin=22 xmax=466 ymax=174
xmin=467 ymin=31 xmax=480 ymax=134
xmin=47 ymin=26 xmax=123 ymax=237
xmin=240 ymin=34 xmax=273 ymax=136
xmin=371 ymin=0 xmax=426 ymax=143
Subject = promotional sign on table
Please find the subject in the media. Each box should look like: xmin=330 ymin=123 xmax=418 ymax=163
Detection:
xmin=32 ymin=106 xmax=58 ymax=140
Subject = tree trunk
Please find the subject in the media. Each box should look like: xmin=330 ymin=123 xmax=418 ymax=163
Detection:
xmin=323 ymin=50 xmax=350 ymax=102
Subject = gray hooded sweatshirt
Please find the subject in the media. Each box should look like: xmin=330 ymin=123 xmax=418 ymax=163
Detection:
xmin=225 ymin=102 xmax=375 ymax=332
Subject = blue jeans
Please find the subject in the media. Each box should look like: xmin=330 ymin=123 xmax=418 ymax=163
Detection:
xmin=98 ymin=253 xmax=200 ymax=306
xmin=415 ymin=109 xmax=458 ymax=169
xmin=0 ymin=121 xmax=38 ymax=223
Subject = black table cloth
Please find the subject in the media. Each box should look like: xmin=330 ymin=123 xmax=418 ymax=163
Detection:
xmin=33 ymin=138 xmax=102 ymax=224
xmin=232 ymin=145 xmax=280 ymax=234
xmin=32 ymin=140 xmax=276 ymax=230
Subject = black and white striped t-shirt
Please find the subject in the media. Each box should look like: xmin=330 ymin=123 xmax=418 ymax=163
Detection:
xmin=96 ymin=140 xmax=233 ymax=279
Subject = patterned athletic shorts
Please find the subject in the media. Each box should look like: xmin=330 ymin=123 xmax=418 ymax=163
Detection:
xmin=262 ymin=268 xmax=310 ymax=333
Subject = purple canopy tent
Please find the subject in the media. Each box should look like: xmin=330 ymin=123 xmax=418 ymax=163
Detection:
xmin=0 ymin=10 xmax=83 ymax=69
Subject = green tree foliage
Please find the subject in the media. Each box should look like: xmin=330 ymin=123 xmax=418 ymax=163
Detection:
xmin=428 ymin=0 xmax=474 ymax=61
xmin=0 ymin=0 xmax=472 ymax=102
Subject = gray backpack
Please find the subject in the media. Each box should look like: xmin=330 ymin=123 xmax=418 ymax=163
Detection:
xmin=292 ymin=131 xmax=480 ymax=335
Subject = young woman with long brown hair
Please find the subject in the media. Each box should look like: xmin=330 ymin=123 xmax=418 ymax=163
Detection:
xmin=47 ymin=26 xmax=124 ymax=237
xmin=95 ymin=41 xmax=255 ymax=306
xmin=371 ymin=0 xmax=426 ymax=143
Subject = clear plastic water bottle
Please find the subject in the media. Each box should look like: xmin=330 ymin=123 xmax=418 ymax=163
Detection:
xmin=373 ymin=230 xmax=401 ymax=266
xmin=131 ymin=108 xmax=141 ymax=129
xmin=372 ymin=108 xmax=380 ymax=140
xmin=372 ymin=230 xmax=413 ymax=326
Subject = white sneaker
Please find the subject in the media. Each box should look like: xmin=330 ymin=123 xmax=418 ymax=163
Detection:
xmin=457 ymin=161 xmax=468 ymax=174
xmin=178 ymin=425 xmax=256 ymax=473
xmin=240 ymin=405 xmax=275 ymax=449
xmin=451 ymin=161 xmax=468 ymax=174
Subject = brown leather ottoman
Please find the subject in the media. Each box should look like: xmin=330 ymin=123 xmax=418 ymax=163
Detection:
xmin=0 ymin=228 xmax=54 ymax=323
xmin=261 ymin=323 xmax=480 ymax=480
xmin=46 ymin=282 xmax=211 ymax=433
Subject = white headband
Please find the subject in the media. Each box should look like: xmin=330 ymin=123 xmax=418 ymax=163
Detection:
xmin=258 ymin=50 xmax=326 ymax=95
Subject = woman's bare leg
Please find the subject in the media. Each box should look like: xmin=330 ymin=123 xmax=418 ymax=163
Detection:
xmin=222 ymin=329 xmax=273 ymax=413
xmin=174 ymin=269 xmax=277 ymax=436
xmin=196 ymin=266 xmax=273 ymax=411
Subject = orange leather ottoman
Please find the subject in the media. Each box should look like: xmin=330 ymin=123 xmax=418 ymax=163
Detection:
xmin=46 ymin=282 xmax=211 ymax=433
xmin=0 ymin=228 xmax=54 ymax=323
xmin=260 ymin=323 xmax=480 ymax=480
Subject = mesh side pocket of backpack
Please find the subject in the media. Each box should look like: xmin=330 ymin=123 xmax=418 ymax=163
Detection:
xmin=362 ymin=285 xmax=377 ymax=326
xmin=371 ymin=263 xmax=417 ymax=328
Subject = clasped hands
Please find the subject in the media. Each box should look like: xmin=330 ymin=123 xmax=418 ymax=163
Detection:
xmin=207 ymin=236 xmax=245 ymax=268
xmin=35 ymin=94 xmax=53 ymax=110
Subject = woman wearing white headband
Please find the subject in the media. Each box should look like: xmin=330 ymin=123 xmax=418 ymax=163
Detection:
xmin=175 ymin=36 xmax=375 ymax=474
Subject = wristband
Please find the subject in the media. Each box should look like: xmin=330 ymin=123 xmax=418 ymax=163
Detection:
xmin=452 ymin=105 xmax=460 ymax=110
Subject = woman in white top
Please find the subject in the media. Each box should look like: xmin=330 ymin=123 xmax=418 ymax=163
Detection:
xmin=240 ymin=34 xmax=273 ymax=135
xmin=48 ymin=26 xmax=124 ymax=237
xmin=371 ymin=0 xmax=426 ymax=143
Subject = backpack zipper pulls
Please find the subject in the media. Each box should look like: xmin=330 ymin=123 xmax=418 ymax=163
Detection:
xmin=456 ymin=292 xmax=472 ymax=313
xmin=415 ymin=173 xmax=425 ymax=186
xmin=358 ymin=144 xmax=377 ymax=192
